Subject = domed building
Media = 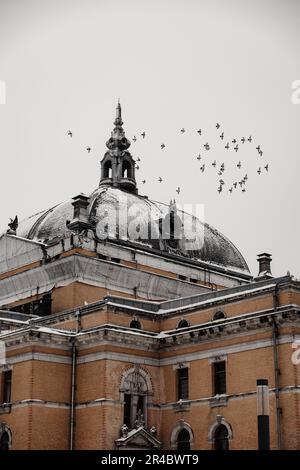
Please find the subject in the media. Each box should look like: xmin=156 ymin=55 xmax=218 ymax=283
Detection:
xmin=0 ymin=104 xmax=299 ymax=451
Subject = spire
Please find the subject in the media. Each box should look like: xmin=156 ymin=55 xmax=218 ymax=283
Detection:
xmin=114 ymin=100 xmax=123 ymax=126
xmin=99 ymin=103 xmax=137 ymax=193
xmin=106 ymin=100 xmax=130 ymax=152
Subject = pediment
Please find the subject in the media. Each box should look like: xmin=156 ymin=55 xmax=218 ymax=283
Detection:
xmin=115 ymin=426 xmax=161 ymax=449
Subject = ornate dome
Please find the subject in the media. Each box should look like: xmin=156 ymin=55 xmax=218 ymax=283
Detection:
xmin=16 ymin=185 xmax=250 ymax=274
xmin=12 ymin=103 xmax=250 ymax=275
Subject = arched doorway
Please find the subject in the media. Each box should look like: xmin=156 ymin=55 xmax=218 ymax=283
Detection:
xmin=214 ymin=424 xmax=229 ymax=450
xmin=177 ymin=428 xmax=191 ymax=450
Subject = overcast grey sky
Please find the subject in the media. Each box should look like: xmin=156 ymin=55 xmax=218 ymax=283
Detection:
xmin=0 ymin=0 xmax=299 ymax=277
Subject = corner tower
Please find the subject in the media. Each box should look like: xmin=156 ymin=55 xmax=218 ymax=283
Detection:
xmin=99 ymin=102 xmax=137 ymax=193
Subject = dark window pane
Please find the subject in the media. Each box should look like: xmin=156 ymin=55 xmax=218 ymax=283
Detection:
xmin=214 ymin=424 xmax=229 ymax=450
xmin=124 ymin=394 xmax=131 ymax=427
xmin=2 ymin=370 xmax=12 ymax=404
xmin=0 ymin=431 xmax=10 ymax=451
xmin=178 ymin=368 xmax=189 ymax=400
xmin=130 ymin=319 xmax=141 ymax=329
xmin=137 ymin=395 xmax=144 ymax=417
xmin=177 ymin=319 xmax=189 ymax=329
xmin=177 ymin=429 xmax=190 ymax=450
xmin=214 ymin=361 xmax=226 ymax=395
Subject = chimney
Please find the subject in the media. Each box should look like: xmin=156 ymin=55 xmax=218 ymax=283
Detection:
xmin=66 ymin=194 xmax=91 ymax=233
xmin=257 ymin=253 xmax=272 ymax=279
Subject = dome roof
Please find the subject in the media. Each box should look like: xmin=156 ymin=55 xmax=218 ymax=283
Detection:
xmin=17 ymin=186 xmax=250 ymax=275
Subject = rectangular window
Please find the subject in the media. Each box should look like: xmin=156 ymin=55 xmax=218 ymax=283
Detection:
xmin=213 ymin=361 xmax=226 ymax=395
xmin=111 ymin=257 xmax=120 ymax=264
xmin=1 ymin=370 xmax=12 ymax=404
xmin=177 ymin=367 xmax=189 ymax=400
xmin=178 ymin=275 xmax=187 ymax=281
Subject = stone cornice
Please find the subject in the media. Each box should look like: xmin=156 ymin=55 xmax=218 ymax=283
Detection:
xmin=1 ymin=307 xmax=299 ymax=352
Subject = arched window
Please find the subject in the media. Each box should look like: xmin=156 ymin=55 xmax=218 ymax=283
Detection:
xmin=130 ymin=319 xmax=141 ymax=329
xmin=0 ymin=431 xmax=9 ymax=451
xmin=103 ymin=160 xmax=112 ymax=178
xmin=208 ymin=416 xmax=232 ymax=450
xmin=0 ymin=425 xmax=12 ymax=451
xmin=120 ymin=367 xmax=152 ymax=430
xmin=213 ymin=311 xmax=226 ymax=321
xmin=214 ymin=424 xmax=229 ymax=450
xmin=177 ymin=428 xmax=190 ymax=450
xmin=122 ymin=160 xmax=132 ymax=179
xmin=177 ymin=319 xmax=189 ymax=329
xmin=170 ymin=421 xmax=194 ymax=450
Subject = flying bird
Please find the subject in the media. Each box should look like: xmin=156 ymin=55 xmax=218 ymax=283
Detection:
xmin=220 ymin=132 xmax=224 ymax=140
xmin=233 ymin=182 xmax=237 ymax=189
xmin=200 ymin=164 xmax=205 ymax=172
xmin=197 ymin=129 xmax=202 ymax=135
xmin=212 ymin=160 xmax=216 ymax=167
xmin=256 ymin=145 xmax=261 ymax=151
xmin=67 ymin=130 xmax=72 ymax=137
xmin=197 ymin=154 xmax=201 ymax=160
xmin=158 ymin=177 xmax=163 ymax=182
xmin=86 ymin=147 xmax=91 ymax=153
xmin=204 ymin=143 xmax=210 ymax=150
xmin=229 ymin=187 xmax=233 ymax=193
xmin=132 ymin=136 xmax=137 ymax=142
xmin=241 ymin=137 xmax=246 ymax=144
xmin=161 ymin=143 xmax=165 ymax=149
xmin=242 ymin=188 xmax=246 ymax=193
xmin=219 ymin=179 xmax=225 ymax=186
xmin=234 ymin=145 xmax=239 ymax=152
xmin=257 ymin=167 xmax=261 ymax=175
xmin=142 ymin=180 xmax=146 ymax=184
xmin=264 ymin=164 xmax=269 ymax=171
xmin=218 ymin=186 xmax=222 ymax=193
xmin=216 ymin=123 xmax=221 ymax=129
xmin=237 ymin=161 xmax=241 ymax=169
xmin=176 ymin=187 xmax=181 ymax=194
xmin=225 ymin=142 xmax=230 ymax=150
xmin=232 ymin=139 xmax=237 ymax=144
xmin=141 ymin=132 xmax=146 ymax=138
xmin=136 ymin=157 xmax=141 ymax=162
xmin=248 ymin=135 xmax=252 ymax=143
xmin=136 ymin=165 xmax=140 ymax=170
xmin=180 ymin=128 xmax=185 ymax=133
xmin=259 ymin=150 xmax=263 ymax=157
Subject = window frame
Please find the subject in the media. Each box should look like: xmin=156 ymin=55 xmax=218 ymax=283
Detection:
xmin=213 ymin=360 xmax=226 ymax=396
xmin=177 ymin=367 xmax=189 ymax=400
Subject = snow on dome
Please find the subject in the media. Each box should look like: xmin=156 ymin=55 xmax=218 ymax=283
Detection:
xmin=15 ymin=186 xmax=250 ymax=273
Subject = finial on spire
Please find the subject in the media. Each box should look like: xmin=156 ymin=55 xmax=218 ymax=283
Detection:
xmin=115 ymin=100 xmax=123 ymax=126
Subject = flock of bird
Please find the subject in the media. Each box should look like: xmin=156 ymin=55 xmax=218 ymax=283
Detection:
xmin=67 ymin=122 xmax=269 ymax=195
